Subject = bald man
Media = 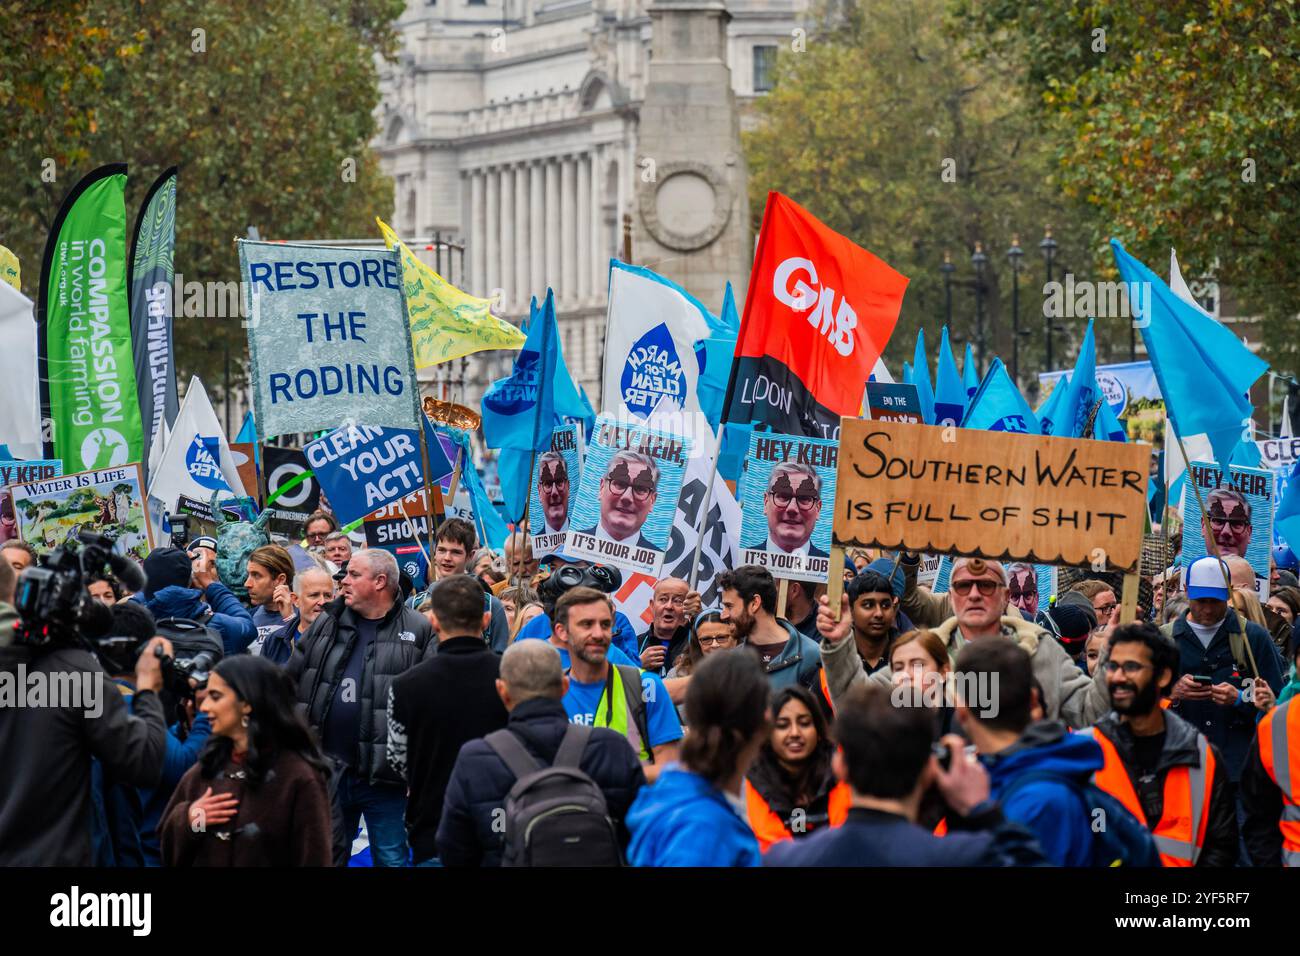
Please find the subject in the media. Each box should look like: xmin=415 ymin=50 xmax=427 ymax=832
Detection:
xmin=636 ymin=577 xmax=701 ymax=676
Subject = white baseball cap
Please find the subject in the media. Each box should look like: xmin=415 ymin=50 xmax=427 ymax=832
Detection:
xmin=1185 ymin=556 xmax=1230 ymax=601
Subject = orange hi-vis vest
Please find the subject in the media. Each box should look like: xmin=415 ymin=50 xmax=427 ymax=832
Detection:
xmin=1085 ymin=726 xmax=1214 ymax=867
xmin=1257 ymin=699 xmax=1300 ymax=867
xmin=744 ymin=778 xmax=851 ymax=853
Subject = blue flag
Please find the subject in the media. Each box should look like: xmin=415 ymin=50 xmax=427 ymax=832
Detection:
xmin=934 ymin=326 xmax=966 ymax=427
xmin=1277 ymin=460 xmax=1300 ymax=553
xmin=912 ymin=329 xmax=936 ymax=425
xmin=962 ymin=343 xmax=979 ymax=401
xmin=440 ymin=425 xmax=510 ymax=550
xmin=902 ymin=360 xmax=913 ymax=384
xmin=697 ymin=281 xmax=740 ymax=430
xmin=1094 ymin=394 xmax=1128 ymax=443
xmin=962 ymin=358 xmax=1039 ymax=433
xmin=1111 ymin=240 xmax=1267 ymax=468
xmin=1037 ymin=373 xmax=1070 ymax=436
xmin=1049 ymin=318 xmax=1100 ymax=439
xmin=481 ymin=290 xmax=561 ymax=452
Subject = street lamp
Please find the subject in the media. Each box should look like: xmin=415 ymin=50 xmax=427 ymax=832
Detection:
xmin=940 ymin=250 xmax=955 ymax=328
xmin=1007 ymin=235 xmax=1025 ymax=383
xmin=1040 ymin=226 xmax=1058 ymax=372
xmin=971 ymin=241 xmax=988 ymax=373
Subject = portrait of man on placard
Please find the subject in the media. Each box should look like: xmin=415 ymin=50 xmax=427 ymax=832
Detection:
xmin=537 ymin=450 xmax=571 ymax=535
xmin=578 ymin=450 xmax=658 ymax=550
xmin=1203 ymin=487 xmax=1252 ymax=559
xmin=757 ymin=461 xmax=827 ymax=558
xmin=1006 ymin=563 xmax=1039 ymax=618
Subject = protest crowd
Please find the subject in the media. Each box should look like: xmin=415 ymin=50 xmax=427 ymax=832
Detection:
xmin=3 ymin=170 xmax=1300 ymax=876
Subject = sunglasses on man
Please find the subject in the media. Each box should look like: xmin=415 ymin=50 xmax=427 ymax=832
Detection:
xmin=951 ymin=578 xmax=1002 ymax=597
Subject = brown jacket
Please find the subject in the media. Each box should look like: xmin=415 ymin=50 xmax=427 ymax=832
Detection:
xmin=159 ymin=749 xmax=332 ymax=866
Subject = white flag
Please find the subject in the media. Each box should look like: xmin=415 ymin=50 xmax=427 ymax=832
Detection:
xmin=148 ymin=375 xmax=248 ymax=514
xmin=601 ymin=261 xmax=713 ymax=450
xmin=0 ymin=282 xmax=42 ymax=460
xmin=1170 ymin=249 xmax=1215 ymax=321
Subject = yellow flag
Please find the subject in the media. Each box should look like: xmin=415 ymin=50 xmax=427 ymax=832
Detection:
xmin=0 ymin=246 xmax=19 ymax=292
xmin=376 ymin=218 xmax=525 ymax=368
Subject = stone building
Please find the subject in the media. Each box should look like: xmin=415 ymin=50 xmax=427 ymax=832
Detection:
xmin=375 ymin=0 xmax=806 ymax=411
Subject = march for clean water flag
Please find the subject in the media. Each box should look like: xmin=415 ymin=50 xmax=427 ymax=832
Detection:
xmin=305 ymin=417 xmax=455 ymax=529
xmin=602 ymin=261 xmax=712 ymax=434
xmin=962 ymin=358 xmax=1038 ymax=434
xmin=38 ymin=164 xmax=147 ymax=471
xmin=127 ymin=167 xmax=179 ymax=482
xmin=147 ymin=375 xmax=247 ymax=518
xmin=376 ymin=217 xmax=525 ymax=367
xmin=1039 ymin=360 xmax=1165 ymax=445
xmin=481 ymin=290 xmax=561 ymax=454
xmin=934 ymin=326 xmax=966 ymax=427
xmin=1111 ymin=239 xmax=1267 ymax=469
xmin=239 ymin=240 xmax=421 ymax=440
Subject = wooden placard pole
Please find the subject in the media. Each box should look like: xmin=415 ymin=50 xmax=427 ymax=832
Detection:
xmin=826 ymin=545 xmax=846 ymax=623
xmin=776 ymin=578 xmax=790 ymax=620
xmin=1118 ymin=571 xmax=1140 ymax=624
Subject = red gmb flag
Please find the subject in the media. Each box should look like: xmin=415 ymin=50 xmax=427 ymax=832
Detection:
xmin=723 ymin=192 xmax=908 ymax=439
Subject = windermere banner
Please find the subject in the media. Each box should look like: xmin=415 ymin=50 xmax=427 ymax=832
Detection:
xmin=39 ymin=164 xmax=146 ymax=471
xmin=238 ymin=241 xmax=421 ymax=440
xmin=833 ymin=418 xmax=1151 ymax=571
xmin=127 ymin=167 xmax=180 ymax=482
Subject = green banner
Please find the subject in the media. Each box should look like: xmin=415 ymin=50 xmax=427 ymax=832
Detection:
xmin=39 ymin=165 xmax=145 ymax=471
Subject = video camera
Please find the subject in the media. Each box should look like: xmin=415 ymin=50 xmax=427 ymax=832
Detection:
xmin=15 ymin=530 xmax=145 ymax=650
xmin=536 ymin=563 xmax=623 ymax=615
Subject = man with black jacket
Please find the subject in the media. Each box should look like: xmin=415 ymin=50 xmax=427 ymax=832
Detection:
xmin=287 ymin=548 xmax=434 ymax=866
xmin=387 ymin=575 xmax=508 ymax=866
xmin=1085 ymin=623 xmax=1237 ymax=866
xmin=437 ymin=640 xmax=645 ymax=866
xmin=764 ymin=684 xmax=1047 ymax=867
xmin=0 ymin=630 xmax=171 ymax=865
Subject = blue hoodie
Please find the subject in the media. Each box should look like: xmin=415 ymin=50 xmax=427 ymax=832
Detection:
xmin=626 ymin=765 xmax=761 ymax=867
xmin=136 ymin=582 xmax=257 ymax=656
xmin=983 ymin=720 xmax=1103 ymax=867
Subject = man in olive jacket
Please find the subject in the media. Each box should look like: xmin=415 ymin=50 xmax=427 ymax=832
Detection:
xmin=287 ymin=549 xmax=434 ymax=866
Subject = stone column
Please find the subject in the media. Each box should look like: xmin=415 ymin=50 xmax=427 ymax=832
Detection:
xmin=470 ymin=169 xmax=485 ymax=296
xmin=484 ymin=167 xmax=500 ymax=300
xmin=545 ymin=159 xmax=561 ymax=296
xmin=514 ymin=162 xmax=530 ymax=310
xmin=530 ymin=161 xmax=545 ymax=304
xmin=589 ymin=148 xmax=605 ymax=300
xmin=499 ymin=166 xmax=515 ymax=310
xmin=577 ymin=154 xmax=592 ymax=304
xmin=561 ymin=156 xmax=578 ymax=304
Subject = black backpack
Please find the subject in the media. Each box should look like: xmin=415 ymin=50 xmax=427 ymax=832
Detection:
xmin=153 ymin=615 xmax=224 ymax=672
xmin=484 ymin=724 xmax=623 ymax=867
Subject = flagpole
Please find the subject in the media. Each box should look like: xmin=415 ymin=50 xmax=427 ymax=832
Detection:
xmin=686 ymin=421 xmax=725 ymax=592
xmin=513 ymin=449 xmax=537 ymax=590
xmin=417 ymin=416 xmax=438 ymax=576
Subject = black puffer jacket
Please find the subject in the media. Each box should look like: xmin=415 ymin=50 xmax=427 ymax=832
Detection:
xmin=1091 ymin=710 xmax=1237 ymax=867
xmin=285 ymin=595 xmax=434 ymax=785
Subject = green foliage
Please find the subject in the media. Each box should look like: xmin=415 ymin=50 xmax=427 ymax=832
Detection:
xmin=744 ymin=0 xmax=1106 ymax=390
xmin=0 ymin=0 xmax=404 ymax=393
xmin=955 ymin=0 xmax=1300 ymax=376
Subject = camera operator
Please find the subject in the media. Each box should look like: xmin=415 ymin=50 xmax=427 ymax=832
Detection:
xmin=0 ymin=620 xmax=171 ymax=865
xmin=133 ymin=545 xmax=256 ymax=657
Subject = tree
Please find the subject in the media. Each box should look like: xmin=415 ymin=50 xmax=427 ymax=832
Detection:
xmin=956 ymin=0 xmax=1300 ymax=374
xmin=744 ymin=0 xmax=1104 ymax=391
xmin=0 ymin=0 xmax=404 ymax=395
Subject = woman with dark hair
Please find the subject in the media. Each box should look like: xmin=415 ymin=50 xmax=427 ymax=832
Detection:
xmin=666 ymin=609 xmax=736 ymax=677
xmin=625 ymin=651 xmax=769 ymax=866
xmin=159 ymin=656 xmax=332 ymax=866
xmin=744 ymin=685 xmax=848 ymax=852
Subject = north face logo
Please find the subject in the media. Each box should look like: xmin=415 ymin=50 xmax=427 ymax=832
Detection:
xmin=398 ymin=631 xmax=416 ymax=643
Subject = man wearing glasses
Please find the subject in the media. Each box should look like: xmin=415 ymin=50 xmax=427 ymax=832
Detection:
xmin=579 ymin=451 xmax=660 ymax=550
xmin=1203 ymin=488 xmax=1252 ymax=560
xmin=750 ymin=461 xmax=828 ymax=558
xmin=1006 ymin=563 xmax=1039 ymax=619
xmin=817 ymin=555 xmax=1111 ymax=729
xmin=536 ymin=451 xmax=571 ymax=536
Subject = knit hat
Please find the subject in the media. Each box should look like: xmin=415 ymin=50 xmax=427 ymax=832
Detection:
xmin=142 ymin=547 xmax=193 ymax=598
xmin=863 ymin=557 xmax=906 ymax=598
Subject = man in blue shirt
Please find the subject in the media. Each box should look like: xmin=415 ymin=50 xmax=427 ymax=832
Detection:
xmin=552 ymin=586 xmax=682 ymax=781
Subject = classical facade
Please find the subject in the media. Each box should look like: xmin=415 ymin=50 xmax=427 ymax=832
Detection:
xmin=375 ymin=0 xmax=806 ymax=411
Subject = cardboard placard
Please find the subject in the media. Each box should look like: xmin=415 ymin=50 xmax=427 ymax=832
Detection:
xmin=833 ymin=419 xmax=1150 ymax=571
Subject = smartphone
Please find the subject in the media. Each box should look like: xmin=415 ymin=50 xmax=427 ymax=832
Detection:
xmin=1191 ymin=675 xmax=1214 ymax=686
